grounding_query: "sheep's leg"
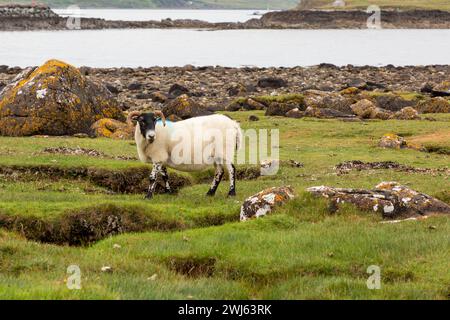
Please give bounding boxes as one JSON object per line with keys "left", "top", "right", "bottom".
{"left": 145, "top": 163, "right": 162, "bottom": 200}
{"left": 206, "top": 164, "right": 224, "bottom": 196}
{"left": 161, "top": 166, "right": 172, "bottom": 194}
{"left": 226, "top": 163, "right": 237, "bottom": 197}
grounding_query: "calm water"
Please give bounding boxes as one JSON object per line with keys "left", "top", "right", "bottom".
{"left": 1, "top": 29, "right": 449, "bottom": 68}
{"left": 53, "top": 9, "right": 271, "bottom": 23}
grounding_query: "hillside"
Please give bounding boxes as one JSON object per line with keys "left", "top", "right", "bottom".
{"left": 0, "top": 0, "right": 299, "bottom": 9}
{"left": 296, "top": 0, "right": 450, "bottom": 11}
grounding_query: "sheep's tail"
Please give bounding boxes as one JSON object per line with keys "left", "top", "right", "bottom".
{"left": 235, "top": 122, "right": 243, "bottom": 152}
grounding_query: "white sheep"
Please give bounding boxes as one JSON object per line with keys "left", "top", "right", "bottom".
{"left": 128, "top": 111, "right": 242, "bottom": 199}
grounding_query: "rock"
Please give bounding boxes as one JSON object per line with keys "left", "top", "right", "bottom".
{"left": 351, "top": 99, "right": 391, "bottom": 120}
{"left": 168, "top": 83, "right": 189, "bottom": 98}
{"left": 135, "top": 93, "right": 152, "bottom": 100}
{"left": 307, "top": 182, "right": 450, "bottom": 219}
{"left": 378, "top": 133, "right": 407, "bottom": 149}
{"left": 150, "top": 91, "right": 168, "bottom": 103}
{"left": 285, "top": 108, "right": 305, "bottom": 118}
{"left": 101, "top": 266, "right": 113, "bottom": 273}
{"left": 370, "top": 93, "right": 415, "bottom": 112}
{"left": 162, "top": 94, "right": 211, "bottom": 119}
{"left": 416, "top": 97, "right": 450, "bottom": 113}
{"left": 257, "top": 77, "right": 287, "bottom": 89}
{"left": 305, "top": 106, "right": 353, "bottom": 119}
{"left": 431, "top": 81, "right": 450, "bottom": 97}
{"left": 127, "top": 82, "right": 143, "bottom": 91}
{"left": 346, "top": 78, "right": 367, "bottom": 89}
{"left": 91, "top": 118, "right": 133, "bottom": 140}
{"left": 227, "top": 83, "right": 247, "bottom": 97}
{"left": 265, "top": 102, "right": 297, "bottom": 116}
{"left": 105, "top": 83, "right": 120, "bottom": 94}
{"left": 248, "top": 115, "right": 260, "bottom": 121}
{"left": 240, "top": 186, "right": 295, "bottom": 221}
{"left": 246, "top": 98, "right": 266, "bottom": 110}
{"left": 303, "top": 90, "right": 354, "bottom": 114}
{"left": 73, "top": 133, "right": 90, "bottom": 139}
{"left": 0, "top": 60, "right": 124, "bottom": 136}
{"left": 378, "top": 133, "right": 424, "bottom": 151}
{"left": 391, "top": 107, "right": 420, "bottom": 120}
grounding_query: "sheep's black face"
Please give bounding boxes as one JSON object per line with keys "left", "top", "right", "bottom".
{"left": 137, "top": 113, "right": 158, "bottom": 143}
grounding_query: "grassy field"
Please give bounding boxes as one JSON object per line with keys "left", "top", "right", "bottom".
{"left": 300, "top": 0, "right": 450, "bottom": 11}
{"left": 0, "top": 111, "right": 449, "bottom": 299}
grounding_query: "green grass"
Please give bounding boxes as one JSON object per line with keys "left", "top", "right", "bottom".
{"left": 0, "top": 112, "right": 449, "bottom": 299}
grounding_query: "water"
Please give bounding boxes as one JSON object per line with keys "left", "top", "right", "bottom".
{"left": 53, "top": 9, "right": 271, "bottom": 23}
{"left": 1, "top": 29, "right": 449, "bottom": 68}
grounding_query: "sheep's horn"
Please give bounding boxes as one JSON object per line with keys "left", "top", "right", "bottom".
{"left": 154, "top": 110, "right": 166, "bottom": 127}
{"left": 127, "top": 111, "right": 142, "bottom": 127}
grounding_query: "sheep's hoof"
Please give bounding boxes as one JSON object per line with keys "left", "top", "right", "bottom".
{"left": 227, "top": 190, "right": 236, "bottom": 197}
{"left": 144, "top": 194, "right": 153, "bottom": 200}
{"left": 206, "top": 190, "right": 216, "bottom": 197}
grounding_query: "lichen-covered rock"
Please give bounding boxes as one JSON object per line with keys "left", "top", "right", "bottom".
{"left": 240, "top": 186, "right": 295, "bottom": 221}
{"left": 307, "top": 182, "right": 450, "bottom": 219}
{"left": 303, "top": 90, "right": 354, "bottom": 114}
{"left": 391, "top": 107, "right": 420, "bottom": 120}
{"left": 162, "top": 94, "right": 211, "bottom": 119}
{"left": 379, "top": 133, "right": 406, "bottom": 149}
{"left": 304, "top": 106, "right": 353, "bottom": 119}
{"left": 378, "top": 133, "right": 424, "bottom": 151}
{"left": 367, "top": 92, "right": 416, "bottom": 112}
{"left": 91, "top": 118, "right": 133, "bottom": 140}
{"left": 0, "top": 59, "right": 124, "bottom": 136}
{"left": 265, "top": 101, "right": 297, "bottom": 116}
{"left": 432, "top": 81, "right": 450, "bottom": 97}
{"left": 351, "top": 99, "right": 392, "bottom": 120}
{"left": 416, "top": 97, "right": 450, "bottom": 113}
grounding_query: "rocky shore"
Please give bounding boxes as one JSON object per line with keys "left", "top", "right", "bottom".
{"left": 1, "top": 62, "right": 449, "bottom": 138}
{"left": 1, "top": 4, "right": 450, "bottom": 31}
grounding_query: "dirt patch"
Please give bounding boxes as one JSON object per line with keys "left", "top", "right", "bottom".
{"left": 335, "top": 161, "right": 449, "bottom": 176}
{"left": 41, "top": 146, "right": 137, "bottom": 161}
{"left": 0, "top": 165, "right": 192, "bottom": 194}
{"left": 165, "top": 256, "right": 216, "bottom": 278}
{"left": 0, "top": 204, "right": 186, "bottom": 246}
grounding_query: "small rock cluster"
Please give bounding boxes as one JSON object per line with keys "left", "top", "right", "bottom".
{"left": 307, "top": 182, "right": 450, "bottom": 219}
{"left": 0, "top": 4, "right": 59, "bottom": 19}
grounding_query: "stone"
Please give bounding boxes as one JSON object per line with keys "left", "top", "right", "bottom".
{"left": 162, "top": 94, "right": 211, "bottom": 119}
{"left": 431, "top": 81, "right": 450, "bottom": 97}
{"left": 351, "top": 99, "right": 391, "bottom": 120}
{"left": 127, "top": 82, "right": 143, "bottom": 91}
{"left": 416, "top": 97, "right": 450, "bottom": 113}
{"left": 307, "top": 182, "right": 450, "bottom": 219}
{"left": 246, "top": 98, "right": 266, "bottom": 110}
{"left": 227, "top": 83, "right": 247, "bottom": 97}
{"left": 240, "top": 186, "right": 295, "bottom": 221}
{"left": 303, "top": 90, "right": 354, "bottom": 114}
{"left": 168, "top": 83, "right": 189, "bottom": 98}
{"left": 257, "top": 77, "right": 287, "bottom": 89}
{"left": 305, "top": 106, "right": 353, "bottom": 119}
{"left": 391, "top": 107, "right": 420, "bottom": 120}
{"left": 265, "top": 102, "right": 297, "bottom": 116}
{"left": 150, "top": 91, "right": 168, "bottom": 103}
{"left": 0, "top": 60, "right": 124, "bottom": 136}
{"left": 285, "top": 108, "right": 305, "bottom": 118}
{"left": 91, "top": 118, "right": 133, "bottom": 140}
{"left": 378, "top": 133, "right": 407, "bottom": 149}
{"left": 370, "top": 93, "right": 415, "bottom": 112}
{"left": 105, "top": 83, "right": 120, "bottom": 94}
{"left": 248, "top": 115, "right": 260, "bottom": 121}
{"left": 135, "top": 93, "right": 152, "bottom": 100}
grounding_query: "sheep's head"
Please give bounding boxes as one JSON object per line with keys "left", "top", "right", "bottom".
{"left": 127, "top": 111, "right": 166, "bottom": 143}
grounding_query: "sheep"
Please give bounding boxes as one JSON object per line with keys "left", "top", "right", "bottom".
{"left": 127, "top": 111, "right": 242, "bottom": 200}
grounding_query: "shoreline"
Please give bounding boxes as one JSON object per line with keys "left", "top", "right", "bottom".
{"left": 1, "top": 5, "right": 450, "bottom": 31}
{"left": 2, "top": 64, "right": 448, "bottom": 113}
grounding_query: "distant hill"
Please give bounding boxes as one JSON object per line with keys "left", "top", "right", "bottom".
{"left": 296, "top": 0, "right": 450, "bottom": 11}
{"left": 0, "top": 0, "right": 299, "bottom": 9}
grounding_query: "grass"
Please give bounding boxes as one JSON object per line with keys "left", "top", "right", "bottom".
{"left": 299, "top": 0, "right": 450, "bottom": 11}
{"left": 0, "top": 111, "right": 449, "bottom": 299}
